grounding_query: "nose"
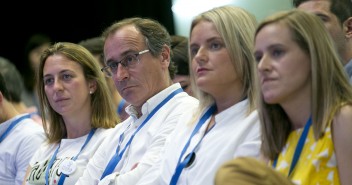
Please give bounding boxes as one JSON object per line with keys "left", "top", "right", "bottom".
{"left": 257, "top": 54, "right": 272, "bottom": 73}
{"left": 113, "top": 64, "right": 129, "bottom": 82}
{"left": 52, "top": 78, "right": 64, "bottom": 93}
{"left": 194, "top": 47, "right": 208, "bottom": 65}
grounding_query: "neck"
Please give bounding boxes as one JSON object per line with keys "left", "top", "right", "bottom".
{"left": 342, "top": 42, "right": 352, "bottom": 66}
{"left": 12, "top": 102, "right": 28, "bottom": 114}
{"left": 206, "top": 114, "right": 216, "bottom": 132}
{"left": 62, "top": 116, "right": 92, "bottom": 139}
{"left": 342, "top": 54, "right": 352, "bottom": 66}
{"left": 3, "top": 101, "right": 21, "bottom": 121}
{"left": 281, "top": 95, "right": 311, "bottom": 130}
{"left": 213, "top": 89, "right": 244, "bottom": 114}
{"left": 134, "top": 81, "right": 173, "bottom": 118}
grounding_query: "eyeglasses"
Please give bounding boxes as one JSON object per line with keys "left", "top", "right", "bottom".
{"left": 101, "top": 49, "right": 149, "bottom": 77}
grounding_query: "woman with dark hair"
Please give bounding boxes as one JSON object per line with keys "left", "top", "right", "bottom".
{"left": 21, "top": 33, "right": 52, "bottom": 113}
{"left": 171, "top": 35, "right": 193, "bottom": 96}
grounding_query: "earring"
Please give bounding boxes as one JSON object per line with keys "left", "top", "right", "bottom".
{"left": 90, "top": 91, "right": 93, "bottom": 94}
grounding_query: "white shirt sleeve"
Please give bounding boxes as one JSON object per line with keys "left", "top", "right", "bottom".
{"left": 135, "top": 132, "right": 175, "bottom": 185}
{"left": 16, "top": 131, "right": 45, "bottom": 185}
{"left": 233, "top": 119, "right": 261, "bottom": 158}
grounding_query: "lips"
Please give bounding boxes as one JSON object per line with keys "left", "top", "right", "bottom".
{"left": 261, "top": 76, "right": 276, "bottom": 84}
{"left": 197, "top": 67, "right": 207, "bottom": 72}
{"left": 260, "top": 78, "right": 278, "bottom": 92}
{"left": 196, "top": 67, "right": 209, "bottom": 76}
{"left": 54, "top": 98, "right": 69, "bottom": 103}
{"left": 121, "top": 86, "right": 133, "bottom": 92}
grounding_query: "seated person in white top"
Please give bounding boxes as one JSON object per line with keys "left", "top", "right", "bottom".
{"left": 0, "top": 73, "right": 45, "bottom": 185}
{"left": 136, "top": 6, "right": 261, "bottom": 185}
{"left": 76, "top": 17, "right": 199, "bottom": 185}
{"left": 23, "top": 42, "right": 119, "bottom": 185}
{"left": 0, "top": 56, "right": 42, "bottom": 125}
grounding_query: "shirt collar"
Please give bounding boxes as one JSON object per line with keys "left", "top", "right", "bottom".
{"left": 125, "top": 83, "right": 183, "bottom": 120}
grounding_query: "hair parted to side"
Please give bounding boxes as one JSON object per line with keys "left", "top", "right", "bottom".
{"left": 102, "top": 17, "right": 176, "bottom": 79}
{"left": 37, "top": 42, "right": 119, "bottom": 143}
{"left": 189, "top": 5, "right": 258, "bottom": 116}
{"left": 256, "top": 9, "right": 352, "bottom": 160}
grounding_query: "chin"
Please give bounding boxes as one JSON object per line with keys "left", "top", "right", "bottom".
{"left": 123, "top": 94, "right": 139, "bottom": 106}
{"left": 196, "top": 80, "right": 208, "bottom": 89}
{"left": 262, "top": 94, "right": 279, "bottom": 104}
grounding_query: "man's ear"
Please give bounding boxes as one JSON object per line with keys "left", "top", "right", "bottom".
{"left": 160, "top": 44, "right": 171, "bottom": 68}
{"left": 344, "top": 17, "right": 352, "bottom": 38}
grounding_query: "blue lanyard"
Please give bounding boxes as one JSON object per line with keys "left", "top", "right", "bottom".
{"left": 100, "top": 88, "right": 183, "bottom": 180}
{"left": 117, "top": 99, "right": 126, "bottom": 115}
{"left": 272, "top": 116, "right": 312, "bottom": 177}
{"left": 0, "top": 114, "right": 31, "bottom": 143}
{"left": 169, "top": 105, "right": 216, "bottom": 185}
{"left": 45, "top": 128, "right": 96, "bottom": 185}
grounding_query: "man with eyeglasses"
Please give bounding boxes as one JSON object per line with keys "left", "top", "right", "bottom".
{"left": 76, "top": 17, "right": 199, "bottom": 185}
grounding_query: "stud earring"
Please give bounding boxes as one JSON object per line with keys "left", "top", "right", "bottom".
{"left": 90, "top": 91, "right": 93, "bottom": 94}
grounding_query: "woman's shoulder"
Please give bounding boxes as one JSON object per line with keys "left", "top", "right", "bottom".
{"left": 330, "top": 103, "right": 352, "bottom": 141}
{"left": 333, "top": 103, "right": 352, "bottom": 126}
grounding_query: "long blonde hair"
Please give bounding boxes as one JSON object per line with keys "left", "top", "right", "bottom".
{"left": 256, "top": 10, "right": 352, "bottom": 160}
{"left": 189, "top": 5, "right": 258, "bottom": 118}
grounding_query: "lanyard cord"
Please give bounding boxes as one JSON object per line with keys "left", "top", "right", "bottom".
{"left": 272, "top": 116, "right": 312, "bottom": 177}
{"left": 0, "top": 114, "right": 31, "bottom": 143}
{"left": 45, "top": 128, "right": 96, "bottom": 185}
{"left": 169, "top": 105, "right": 216, "bottom": 185}
{"left": 100, "top": 88, "right": 183, "bottom": 180}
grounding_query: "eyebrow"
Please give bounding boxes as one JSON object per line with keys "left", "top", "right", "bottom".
{"left": 43, "top": 69, "right": 74, "bottom": 78}
{"left": 315, "top": 13, "right": 330, "bottom": 20}
{"left": 190, "top": 36, "right": 222, "bottom": 47}
{"left": 267, "top": 43, "right": 285, "bottom": 49}
{"left": 254, "top": 43, "right": 285, "bottom": 54}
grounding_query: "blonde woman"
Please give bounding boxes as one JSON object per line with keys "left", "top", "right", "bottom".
{"left": 137, "top": 5, "right": 261, "bottom": 185}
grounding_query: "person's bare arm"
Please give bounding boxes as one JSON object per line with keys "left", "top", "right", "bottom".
{"left": 332, "top": 104, "right": 352, "bottom": 185}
